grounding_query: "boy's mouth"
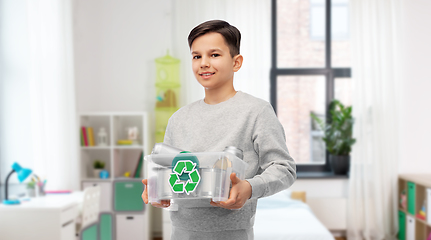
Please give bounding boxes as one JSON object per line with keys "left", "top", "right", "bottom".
{"left": 199, "top": 72, "right": 215, "bottom": 79}
{"left": 200, "top": 72, "right": 215, "bottom": 76}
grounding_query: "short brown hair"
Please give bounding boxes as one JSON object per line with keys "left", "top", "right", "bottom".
{"left": 188, "top": 20, "right": 241, "bottom": 57}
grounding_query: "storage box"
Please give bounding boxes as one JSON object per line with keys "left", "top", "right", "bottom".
{"left": 113, "top": 179, "right": 145, "bottom": 212}
{"left": 145, "top": 151, "right": 248, "bottom": 203}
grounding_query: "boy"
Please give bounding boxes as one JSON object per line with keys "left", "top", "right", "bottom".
{"left": 142, "top": 20, "right": 296, "bottom": 240}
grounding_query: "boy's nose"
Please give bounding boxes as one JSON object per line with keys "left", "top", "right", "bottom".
{"left": 200, "top": 57, "right": 210, "bottom": 68}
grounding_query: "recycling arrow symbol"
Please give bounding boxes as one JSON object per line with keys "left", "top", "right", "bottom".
{"left": 169, "top": 160, "right": 201, "bottom": 195}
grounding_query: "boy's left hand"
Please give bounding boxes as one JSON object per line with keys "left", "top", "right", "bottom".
{"left": 210, "top": 172, "right": 252, "bottom": 210}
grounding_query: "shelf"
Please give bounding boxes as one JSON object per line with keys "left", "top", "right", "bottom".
{"left": 416, "top": 215, "right": 429, "bottom": 226}
{"left": 398, "top": 175, "right": 431, "bottom": 240}
{"left": 399, "top": 209, "right": 430, "bottom": 227}
{"left": 81, "top": 146, "right": 145, "bottom": 150}
{"left": 296, "top": 171, "right": 349, "bottom": 179}
{"left": 79, "top": 111, "right": 149, "bottom": 182}
{"left": 399, "top": 174, "right": 431, "bottom": 188}
{"left": 81, "top": 178, "right": 112, "bottom": 182}
{"left": 113, "top": 145, "right": 144, "bottom": 149}
{"left": 81, "top": 146, "right": 111, "bottom": 150}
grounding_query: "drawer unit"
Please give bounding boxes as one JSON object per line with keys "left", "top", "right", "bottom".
{"left": 61, "top": 220, "right": 76, "bottom": 240}
{"left": 0, "top": 193, "right": 81, "bottom": 240}
{"left": 116, "top": 214, "right": 145, "bottom": 240}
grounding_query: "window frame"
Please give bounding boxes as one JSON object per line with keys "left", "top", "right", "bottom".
{"left": 270, "top": 0, "right": 351, "bottom": 173}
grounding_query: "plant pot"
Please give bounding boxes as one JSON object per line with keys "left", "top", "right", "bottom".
{"left": 93, "top": 169, "right": 103, "bottom": 178}
{"left": 329, "top": 155, "right": 350, "bottom": 175}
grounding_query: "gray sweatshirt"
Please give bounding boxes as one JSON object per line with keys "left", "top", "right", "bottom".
{"left": 164, "top": 91, "right": 296, "bottom": 235}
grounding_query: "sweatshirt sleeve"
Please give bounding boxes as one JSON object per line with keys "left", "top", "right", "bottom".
{"left": 246, "top": 103, "right": 297, "bottom": 199}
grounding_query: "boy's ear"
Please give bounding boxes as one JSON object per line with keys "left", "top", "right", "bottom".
{"left": 233, "top": 54, "right": 243, "bottom": 72}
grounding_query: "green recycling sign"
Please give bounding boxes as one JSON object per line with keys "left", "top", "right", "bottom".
{"left": 169, "top": 160, "right": 201, "bottom": 194}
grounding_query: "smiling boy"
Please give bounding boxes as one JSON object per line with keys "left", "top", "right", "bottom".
{"left": 142, "top": 20, "right": 296, "bottom": 240}
{"left": 191, "top": 31, "right": 242, "bottom": 105}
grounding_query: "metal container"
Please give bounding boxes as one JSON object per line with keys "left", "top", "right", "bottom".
{"left": 224, "top": 146, "right": 243, "bottom": 160}
{"left": 222, "top": 146, "right": 244, "bottom": 182}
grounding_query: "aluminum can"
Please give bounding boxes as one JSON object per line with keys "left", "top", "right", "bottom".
{"left": 152, "top": 143, "right": 183, "bottom": 155}
{"left": 223, "top": 146, "right": 243, "bottom": 160}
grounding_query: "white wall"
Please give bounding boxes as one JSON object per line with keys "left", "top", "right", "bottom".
{"left": 74, "top": 0, "right": 172, "bottom": 113}
{"left": 398, "top": 0, "right": 431, "bottom": 174}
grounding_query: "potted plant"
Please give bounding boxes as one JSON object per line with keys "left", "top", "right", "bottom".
{"left": 310, "top": 99, "right": 356, "bottom": 175}
{"left": 93, "top": 160, "right": 105, "bottom": 178}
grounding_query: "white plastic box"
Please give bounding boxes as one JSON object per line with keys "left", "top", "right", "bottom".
{"left": 145, "top": 151, "right": 248, "bottom": 203}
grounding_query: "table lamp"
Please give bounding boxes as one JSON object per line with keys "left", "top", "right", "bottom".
{"left": 3, "top": 162, "right": 32, "bottom": 205}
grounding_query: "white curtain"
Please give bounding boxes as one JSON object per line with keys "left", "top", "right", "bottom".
{"left": 348, "top": 0, "right": 403, "bottom": 239}
{"left": 0, "top": 0, "right": 33, "bottom": 189}
{"left": 171, "top": 0, "right": 271, "bottom": 106}
{"left": 26, "top": 0, "right": 78, "bottom": 190}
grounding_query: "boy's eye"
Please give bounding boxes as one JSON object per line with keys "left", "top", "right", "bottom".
{"left": 193, "top": 55, "right": 201, "bottom": 59}
{"left": 211, "top": 54, "right": 220, "bottom": 57}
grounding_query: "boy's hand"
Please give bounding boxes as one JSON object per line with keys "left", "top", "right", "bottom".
{"left": 141, "top": 179, "right": 171, "bottom": 208}
{"left": 210, "top": 172, "right": 252, "bottom": 210}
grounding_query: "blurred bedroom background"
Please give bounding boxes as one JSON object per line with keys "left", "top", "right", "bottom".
{"left": 1, "top": 0, "right": 430, "bottom": 240}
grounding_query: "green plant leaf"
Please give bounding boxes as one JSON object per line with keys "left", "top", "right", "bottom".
{"left": 310, "top": 99, "right": 356, "bottom": 156}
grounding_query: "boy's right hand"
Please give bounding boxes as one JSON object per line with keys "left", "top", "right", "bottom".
{"left": 141, "top": 179, "right": 171, "bottom": 208}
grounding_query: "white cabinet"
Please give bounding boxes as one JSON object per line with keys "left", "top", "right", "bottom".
{"left": 116, "top": 214, "right": 145, "bottom": 240}
{"left": 78, "top": 112, "right": 151, "bottom": 240}
{"left": 0, "top": 194, "right": 80, "bottom": 240}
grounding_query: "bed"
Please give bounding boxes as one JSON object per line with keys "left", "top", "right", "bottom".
{"left": 254, "top": 190, "right": 334, "bottom": 240}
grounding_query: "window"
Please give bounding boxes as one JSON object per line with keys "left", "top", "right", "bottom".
{"left": 270, "top": 0, "right": 351, "bottom": 173}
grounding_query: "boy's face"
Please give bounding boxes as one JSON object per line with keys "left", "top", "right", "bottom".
{"left": 191, "top": 32, "right": 242, "bottom": 91}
